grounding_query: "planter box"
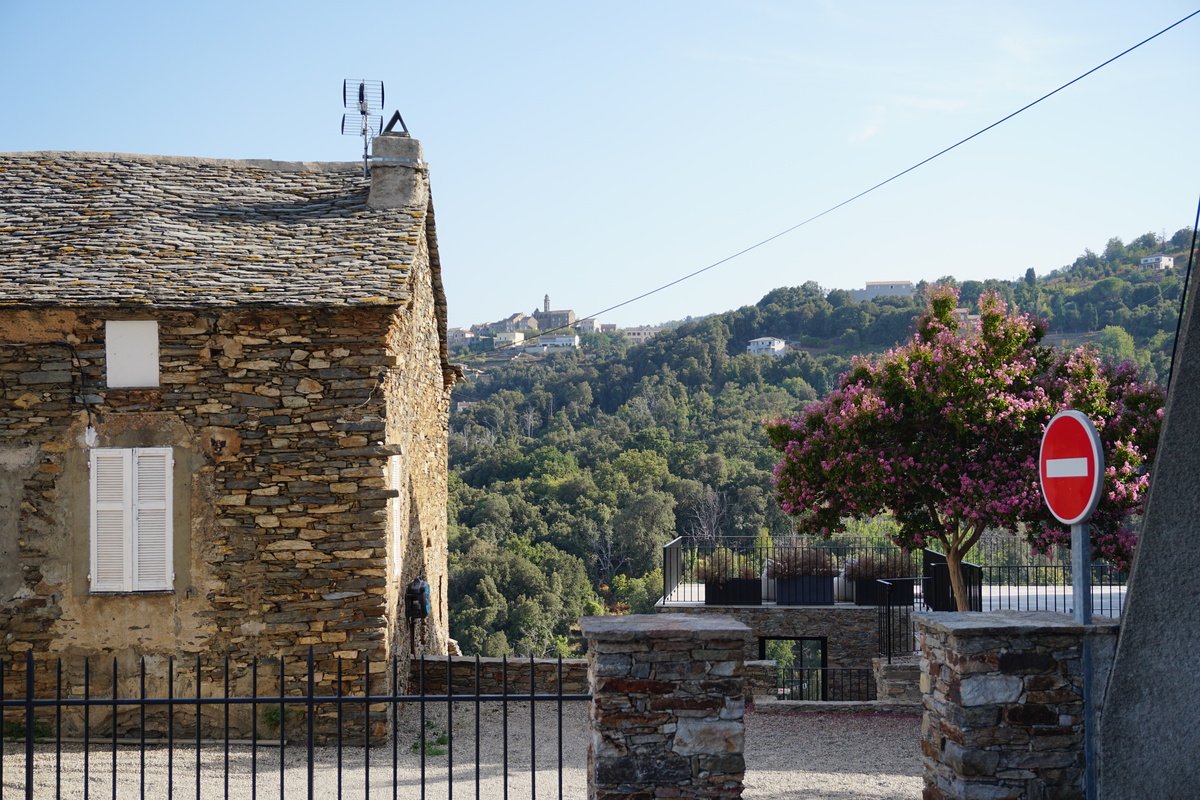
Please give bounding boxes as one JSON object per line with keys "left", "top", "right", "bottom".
{"left": 854, "top": 579, "right": 915, "bottom": 607}
{"left": 776, "top": 576, "right": 835, "bottom": 606}
{"left": 704, "top": 578, "right": 762, "bottom": 606}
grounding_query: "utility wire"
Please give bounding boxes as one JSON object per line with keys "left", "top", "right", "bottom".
{"left": 466, "top": 7, "right": 1200, "bottom": 358}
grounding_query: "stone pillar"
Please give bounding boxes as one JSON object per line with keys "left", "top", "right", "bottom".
{"left": 917, "top": 611, "right": 1117, "bottom": 800}
{"left": 580, "top": 614, "right": 749, "bottom": 799}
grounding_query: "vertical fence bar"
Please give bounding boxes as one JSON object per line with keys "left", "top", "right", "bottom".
{"left": 196, "top": 655, "right": 202, "bottom": 800}
{"left": 278, "top": 656, "right": 286, "bottom": 800}
{"left": 391, "top": 654, "right": 398, "bottom": 800}
{"left": 224, "top": 658, "right": 231, "bottom": 800}
{"left": 251, "top": 658, "right": 258, "bottom": 800}
{"left": 447, "top": 651, "right": 454, "bottom": 800}
{"left": 167, "top": 658, "right": 174, "bottom": 800}
{"left": 363, "top": 651, "right": 370, "bottom": 800}
{"left": 1, "top": 657, "right": 5, "bottom": 799}
{"left": 110, "top": 658, "right": 117, "bottom": 800}
{"left": 529, "top": 654, "right": 536, "bottom": 800}
{"left": 25, "top": 650, "right": 34, "bottom": 800}
{"left": 474, "top": 656, "right": 481, "bottom": 800}
{"left": 55, "top": 658, "right": 62, "bottom": 800}
{"left": 557, "top": 656, "right": 564, "bottom": 800}
{"left": 306, "top": 648, "right": 315, "bottom": 800}
{"left": 84, "top": 658, "right": 91, "bottom": 799}
{"left": 419, "top": 655, "right": 426, "bottom": 800}
{"left": 502, "top": 656, "right": 509, "bottom": 800}
{"left": 139, "top": 658, "right": 146, "bottom": 800}
{"left": 336, "top": 658, "right": 344, "bottom": 800}
{"left": 1, "top": 657, "right": 5, "bottom": 800}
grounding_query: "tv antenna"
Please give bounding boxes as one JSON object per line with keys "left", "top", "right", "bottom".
{"left": 342, "top": 79, "right": 384, "bottom": 177}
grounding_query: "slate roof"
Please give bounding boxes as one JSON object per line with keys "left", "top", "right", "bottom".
{"left": 0, "top": 152, "right": 429, "bottom": 308}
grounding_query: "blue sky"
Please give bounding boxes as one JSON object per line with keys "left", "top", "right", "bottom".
{"left": 2, "top": 1, "right": 1197, "bottom": 329}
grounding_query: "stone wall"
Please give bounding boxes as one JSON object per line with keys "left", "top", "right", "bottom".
{"left": 410, "top": 655, "right": 590, "bottom": 695}
{"left": 917, "top": 611, "right": 1117, "bottom": 800}
{"left": 582, "top": 614, "right": 748, "bottom": 799}
{"left": 0, "top": 301, "right": 450, "bottom": 719}
{"left": 657, "top": 603, "right": 879, "bottom": 668}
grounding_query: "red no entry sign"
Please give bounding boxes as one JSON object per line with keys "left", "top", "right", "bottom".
{"left": 1039, "top": 410, "right": 1104, "bottom": 525}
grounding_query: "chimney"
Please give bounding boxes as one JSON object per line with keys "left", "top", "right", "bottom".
{"left": 367, "top": 133, "right": 427, "bottom": 209}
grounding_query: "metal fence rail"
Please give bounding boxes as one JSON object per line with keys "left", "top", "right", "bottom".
{"left": 661, "top": 536, "right": 913, "bottom": 605}
{"left": 774, "top": 667, "right": 875, "bottom": 702}
{"left": 1, "top": 650, "right": 590, "bottom": 800}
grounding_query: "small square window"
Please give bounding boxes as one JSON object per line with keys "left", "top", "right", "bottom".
{"left": 105, "top": 320, "right": 160, "bottom": 388}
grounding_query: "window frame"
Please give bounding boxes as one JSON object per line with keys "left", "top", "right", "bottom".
{"left": 89, "top": 446, "right": 175, "bottom": 593}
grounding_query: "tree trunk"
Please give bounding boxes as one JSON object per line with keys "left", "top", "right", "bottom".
{"left": 944, "top": 546, "right": 972, "bottom": 612}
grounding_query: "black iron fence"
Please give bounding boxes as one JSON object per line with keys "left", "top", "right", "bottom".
{"left": 661, "top": 536, "right": 916, "bottom": 605}
{"left": 876, "top": 578, "right": 926, "bottom": 664}
{"left": 773, "top": 668, "right": 875, "bottom": 702}
{"left": 879, "top": 557, "right": 1130, "bottom": 661}
{"left": 1, "top": 650, "right": 590, "bottom": 800}
{"left": 979, "top": 564, "right": 1127, "bottom": 617}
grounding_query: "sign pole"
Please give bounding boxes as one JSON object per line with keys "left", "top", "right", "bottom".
{"left": 1041, "top": 411, "right": 1103, "bottom": 800}
{"left": 1072, "top": 521, "right": 1095, "bottom": 800}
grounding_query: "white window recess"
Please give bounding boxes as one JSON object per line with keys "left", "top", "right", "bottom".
{"left": 89, "top": 447, "right": 174, "bottom": 592}
{"left": 389, "top": 454, "right": 403, "bottom": 577}
{"left": 105, "top": 320, "right": 160, "bottom": 388}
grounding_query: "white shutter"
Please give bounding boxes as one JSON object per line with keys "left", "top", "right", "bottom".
{"left": 90, "top": 449, "right": 132, "bottom": 592}
{"left": 89, "top": 447, "right": 174, "bottom": 592}
{"left": 132, "top": 448, "right": 173, "bottom": 591}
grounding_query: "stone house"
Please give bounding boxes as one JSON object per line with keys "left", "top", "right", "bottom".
{"left": 0, "top": 133, "right": 458, "bottom": 720}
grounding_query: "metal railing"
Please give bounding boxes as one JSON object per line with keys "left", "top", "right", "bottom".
{"left": 876, "top": 578, "right": 926, "bottom": 664}
{"left": 979, "top": 564, "right": 1128, "bottom": 617}
{"left": 1, "top": 650, "right": 590, "bottom": 800}
{"left": 660, "top": 536, "right": 912, "bottom": 605}
{"left": 774, "top": 667, "right": 875, "bottom": 702}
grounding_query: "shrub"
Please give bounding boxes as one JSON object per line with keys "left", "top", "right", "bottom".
{"left": 844, "top": 551, "right": 917, "bottom": 581}
{"left": 766, "top": 546, "right": 836, "bottom": 579}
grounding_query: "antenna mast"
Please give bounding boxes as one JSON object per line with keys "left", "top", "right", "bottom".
{"left": 341, "top": 79, "right": 384, "bottom": 177}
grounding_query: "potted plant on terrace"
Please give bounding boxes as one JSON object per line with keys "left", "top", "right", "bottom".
{"left": 845, "top": 551, "right": 919, "bottom": 606}
{"left": 767, "top": 545, "right": 836, "bottom": 605}
{"left": 695, "top": 548, "right": 763, "bottom": 606}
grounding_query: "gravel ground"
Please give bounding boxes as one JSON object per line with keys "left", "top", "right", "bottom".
{"left": 4, "top": 704, "right": 923, "bottom": 798}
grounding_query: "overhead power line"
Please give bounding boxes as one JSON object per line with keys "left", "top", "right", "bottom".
{"left": 466, "top": 8, "right": 1200, "bottom": 358}
{"left": 572, "top": 9, "right": 1200, "bottom": 324}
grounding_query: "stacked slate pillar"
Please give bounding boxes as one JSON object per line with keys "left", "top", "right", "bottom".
{"left": 581, "top": 614, "right": 749, "bottom": 799}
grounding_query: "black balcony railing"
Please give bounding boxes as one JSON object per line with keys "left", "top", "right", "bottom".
{"left": 774, "top": 667, "right": 875, "bottom": 702}
{"left": 660, "top": 536, "right": 916, "bottom": 606}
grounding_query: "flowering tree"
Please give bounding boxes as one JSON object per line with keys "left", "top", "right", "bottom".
{"left": 766, "top": 287, "right": 1163, "bottom": 611}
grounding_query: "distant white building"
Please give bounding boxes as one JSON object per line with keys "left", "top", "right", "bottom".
{"left": 623, "top": 326, "right": 663, "bottom": 345}
{"left": 1141, "top": 255, "right": 1174, "bottom": 270}
{"left": 577, "top": 318, "right": 602, "bottom": 333}
{"left": 525, "top": 334, "right": 580, "bottom": 353}
{"left": 495, "top": 330, "right": 525, "bottom": 347}
{"left": 747, "top": 337, "right": 787, "bottom": 357}
{"left": 851, "top": 281, "right": 914, "bottom": 302}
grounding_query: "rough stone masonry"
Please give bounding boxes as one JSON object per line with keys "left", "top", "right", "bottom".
{"left": 0, "top": 136, "right": 456, "bottom": 736}
{"left": 582, "top": 614, "right": 750, "bottom": 799}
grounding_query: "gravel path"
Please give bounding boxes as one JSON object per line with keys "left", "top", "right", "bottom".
{"left": 744, "top": 711, "right": 923, "bottom": 799}
{"left": 4, "top": 705, "right": 923, "bottom": 798}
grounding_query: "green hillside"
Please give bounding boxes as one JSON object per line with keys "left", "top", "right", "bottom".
{"left": 444, "top": 228, "right": 1193, "bottom": 657}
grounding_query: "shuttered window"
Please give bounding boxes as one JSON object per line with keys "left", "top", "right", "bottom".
{"left": 89, "top": 447, "right": 174, "bottom": 592}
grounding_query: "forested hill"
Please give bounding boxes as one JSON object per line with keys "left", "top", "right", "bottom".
{"left": 444, "top": 229, "right": 1192, "bottom": 657}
